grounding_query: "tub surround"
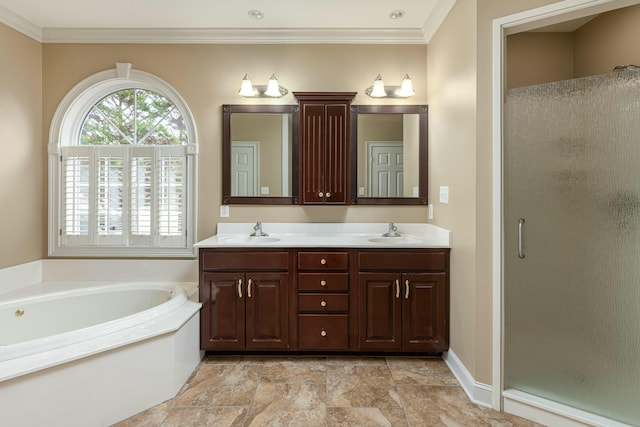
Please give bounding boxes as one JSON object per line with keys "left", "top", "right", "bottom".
{"left": 0, "top": 261, "right": 202, "bottom": 427}
{"left": 195, "top": 222, "right": 452, "bottom": 248}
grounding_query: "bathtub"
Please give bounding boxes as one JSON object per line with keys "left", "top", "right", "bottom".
{"left": 0, "top": 281, "right": 202, "bottom": 427}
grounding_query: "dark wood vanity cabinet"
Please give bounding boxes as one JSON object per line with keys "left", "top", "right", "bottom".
{"left": 357, "top": 250, "right": 450, "bottom": 352}
{"left": 199, "top": 250, "right": 290, "bottom": 350}
{"left": 199, "top": 247, "right": 449, "bottom": 354}
{"left": 294, "top": 92, "right": 356, "bottom": 205}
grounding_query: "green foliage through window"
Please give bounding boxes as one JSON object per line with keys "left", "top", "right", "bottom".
{"left": 80, "top": 89, "right": 187, "bottom": 146}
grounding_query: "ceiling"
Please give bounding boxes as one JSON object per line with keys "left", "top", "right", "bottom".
{"left": 0, "top": 0, "right": 458, "bottom": 44}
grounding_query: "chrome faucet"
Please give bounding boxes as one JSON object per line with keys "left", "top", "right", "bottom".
{"left": 250, "top": 221, "right": 269, "bottom": 237}
{"left": 382, "top": 222, "right": 400, "bottom": 237}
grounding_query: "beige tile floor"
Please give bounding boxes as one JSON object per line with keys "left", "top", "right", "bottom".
{"left": 113, "top": 355, "right": 544, "bottom": 427}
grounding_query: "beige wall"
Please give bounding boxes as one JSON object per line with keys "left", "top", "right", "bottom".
{"left": 42, "top": 44, "right": 429, "bottom": 245}
{"left": 427, "top": 0, "right": 479, "bottom": 381}
{"left": 506, "top": 32, "right": 574, "bottom": 88}
{"left": 0, "top": 23, "right": 42, "bottom": 269}
{"left": 574, "top": 4, "right": 640, "bottom": 77}
{"left": 506, "top": 4, "right": 640, "bottom": 89}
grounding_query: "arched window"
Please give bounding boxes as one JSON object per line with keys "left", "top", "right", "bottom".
{"left": 49, "top": 64, "right": 198, "bottom": 257}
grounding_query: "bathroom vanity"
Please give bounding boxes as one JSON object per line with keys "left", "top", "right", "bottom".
{"left": 196, "top": 223, "right": 451, "bottom": 354}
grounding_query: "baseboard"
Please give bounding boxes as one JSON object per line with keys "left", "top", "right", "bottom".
{"left": 443, "top": 348, "right": 493, "bottom": 409}
{"left": 503, "top": 389, "right": 634, "bottom": 427}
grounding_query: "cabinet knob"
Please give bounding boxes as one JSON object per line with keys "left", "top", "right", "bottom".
{"left": 320, "top": 258, "right": 327, "bottom": 265}
{"left": 319, "top": 192, "right": 324, "bottom": 197}
{"left": 320, "top": 280, "right": 327, "bottom": 287}
{"left": 321, "top": 300, "right": 327, "bottom": 307}
{"left": 326, "top": 192, "right": 331, "bottom": 198}
{"left": 321, "top": 330, "right": 327, "bottom": 337}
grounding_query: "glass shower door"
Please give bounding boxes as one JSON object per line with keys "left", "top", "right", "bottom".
{"left": 504, "top": 70, "right": 640, "bottom": 426}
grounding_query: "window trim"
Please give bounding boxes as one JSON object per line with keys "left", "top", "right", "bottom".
{"left": 48, "top": 63, "right": 198, "bottom": 257}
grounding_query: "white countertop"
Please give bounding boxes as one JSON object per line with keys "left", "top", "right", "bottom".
{"left": 194, "top": 223, "right": 451, "bottom": 249}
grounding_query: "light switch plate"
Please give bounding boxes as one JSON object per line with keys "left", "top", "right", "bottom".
{"left": 428, "top": 204, "right": 434, "bottom": 220}
{"left": 220, "top": 205, "right": 229, "bottom": 217}
{"left": 439, "top": 186, "right": 449, "bottom": 204}
{"left": 260, "top": 187, "right": 270, "bottom": 195}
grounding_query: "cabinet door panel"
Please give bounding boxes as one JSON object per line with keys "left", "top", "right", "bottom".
{"left": 324, "top": 103, "right": 349, "bottom": 204}
{"left": 245, "top": 272, "right": 289, "bottom": 349}
{"left": 402, "top": 273, "right": 448, "bottom": 351}
{"left": 358, "top": 273, "right": 401, "bottom": 350}
{"left": 200, "top": 272, "right": 245, "bottom": 350}
{"left": 300, "top": 103, "right": 325, "bottom": 204}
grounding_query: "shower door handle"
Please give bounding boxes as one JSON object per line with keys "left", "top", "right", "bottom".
{"left": 518, "top": 218, "right": 525, "bottom": 259}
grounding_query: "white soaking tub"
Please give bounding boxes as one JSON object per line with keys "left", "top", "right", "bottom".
{"left": 0, "top": 281, "right": 202, "bottom": 427}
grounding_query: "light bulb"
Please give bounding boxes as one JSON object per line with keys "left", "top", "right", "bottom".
{"left": 398, "top": 74, "right": 415, "bottom": 97}
{"left": 370, "top": 74, "right": 387, "bottom": 97}
{"left": 264, "top": 74, "right": 282, "bottom": 97}
{"left": 238, "top": 74, "right": 255, "bottom": 97}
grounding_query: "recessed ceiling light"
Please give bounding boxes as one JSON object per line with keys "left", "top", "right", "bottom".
{"left": 248, "top": 10, "right": 264, "bottom": 20}
{"left": 389, "top": 10, "right": 405, "bottom": 20}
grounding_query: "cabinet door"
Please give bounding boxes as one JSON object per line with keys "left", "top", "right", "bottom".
{"left": 200, "top": 272, "right": 245, "bottom": 350}
{"left": 402, "top": 273, "right": 448, "bottom": 351}
{"left": 358, "top": 272, "right": 401, "bottom": 350}
{"left": 324, "top": 103, "right": 349, "bottom": 204}
{"left": 245, "top": 272, "right": 289, "bottom": 349}
{"left": 300, "top": 103, "right": 326, "bottom": 204}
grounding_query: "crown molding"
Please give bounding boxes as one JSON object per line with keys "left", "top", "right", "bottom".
{"left": 422, "top": 0, "right": 458, "bottom": 43}
{"left": 0, "top": 4, "right": 42, "bottom": 41}
{"left": 41, "top": 27, "right": 427, "bottom": 44}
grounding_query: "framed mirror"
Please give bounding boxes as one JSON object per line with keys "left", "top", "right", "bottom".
{"left": 222, "top": 104, "right": 299, "bottom": 204}
{"left": 350, "top": 105, "right": 428, "bottom": 205}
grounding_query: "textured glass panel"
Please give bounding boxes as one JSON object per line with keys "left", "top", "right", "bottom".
{"left": 504, "top": 69, "right": 640, "bottom": 425}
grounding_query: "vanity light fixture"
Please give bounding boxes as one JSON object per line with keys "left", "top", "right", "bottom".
{"left": 365, "top": 74, "right": 415, "bottom": 98}
{"left": 238, "top": 73, "right": 289, "bottom": 98}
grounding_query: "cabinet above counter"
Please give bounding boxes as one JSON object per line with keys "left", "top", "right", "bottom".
{"left": 194, "top": 222, "right": 451, "bottom": 249}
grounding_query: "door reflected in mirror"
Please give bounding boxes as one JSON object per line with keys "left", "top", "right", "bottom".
{"left": 350, "top": 105, "right": 428, "bottom": 205}
{"left": 222, "top": 105, "right": 299, "bottom": 205}
{"left": 356, "top": 113, "right": 420, "bottom": 198}
{"left": 231, "top": 113, "right": 292, "bottom": 197}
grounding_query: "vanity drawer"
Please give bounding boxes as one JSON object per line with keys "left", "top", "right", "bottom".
{"left": 358, "top": 251, "right": 448, "bottom": 272}
{"left": 298, "top": 273, "right": 349, "bottom": 292}
{"left": 298, "top": 293, "right": 348, "bottom": 313}
{"left": 201, "top": 250, "right": 289, "bottom": 271}
{"left": 298, "top": 314, "right": 348, "bottom": 350}
{"left": 298, "top": 252, "right": 349, "bottom": 270}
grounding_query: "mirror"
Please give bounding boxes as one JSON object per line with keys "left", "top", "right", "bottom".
{"left": 350, "top": 105, "right": 428, "bottom": 205}
{"left": 222, "top": 105, "right": 299, "bottom": 204}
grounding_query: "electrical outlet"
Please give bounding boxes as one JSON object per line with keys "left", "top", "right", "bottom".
{"left": 428, "top": 204, "right": 433, "bottom": 220}
{"left": 220, "top": 205, "right": 229, "bottom": 217}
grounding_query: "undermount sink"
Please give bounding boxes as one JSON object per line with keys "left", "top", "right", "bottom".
{"left": 220, "top": 236, "right": 281, "bottom": 244}
{"left": 368, "top": 236, "right": 423, "bottom": 244}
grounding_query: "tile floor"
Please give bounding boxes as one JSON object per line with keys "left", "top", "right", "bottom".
{"left": 113, "top": 355, "right": 544, "bottom": 427}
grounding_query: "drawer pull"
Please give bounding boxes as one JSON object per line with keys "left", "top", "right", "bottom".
{"left": 405, "top": 280, "right": 410, "bottom": 299}
{"left": 247, "top": 278, "right": 252, "bottom": 298}
{"left": 326, "top": 192, "right": 331, "bottom": 198}
{"left": 320, "top": 280, "right": 327, "bottom": 287}
{"left": 321, "top": 300, "right": 327, "bottom": 307}
{"left": 319, "top": 192, "right": 324, "bottom": 197}
{"left": 320, "top": 258, "right": 327, "bottom": 265}
{"left": 321, "top": 329, "right": 327, "bottom": 337}
{"left": 395, "top": 279, "right": 400, "bottom": 299}
{"left": 237, "top": 278, "right": 243, "bottom": 298}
